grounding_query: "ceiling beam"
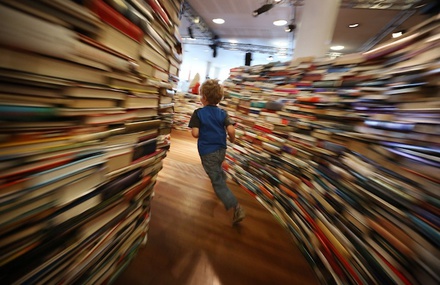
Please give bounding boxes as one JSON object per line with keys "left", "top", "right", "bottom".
{"left": 182, "top": 38, "right": 293, "bottom": 55}
{"left": 183, "top": 0, "right": 423, "bottom": 40}
{"left": 358, "top": 8, "right": 416, "bottom": 52}
{"left": 284, "top": 0, "right": 422, "bottom": 10}
{"left": 182, "top": 1, "right": 216, "bottom": 39}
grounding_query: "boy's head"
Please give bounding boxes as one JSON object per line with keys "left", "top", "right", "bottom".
{"left": 200, "top": 79, "right": 223, "bottom": 105}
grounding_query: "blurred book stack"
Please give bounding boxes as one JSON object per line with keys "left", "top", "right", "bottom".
{"left": 173, "top": 92, "right": 202, "bottom": 130}
{"left": 157, "top": 86, "right": 175, "bottom": 149}
{"left": 222, "top": 14, "right": 440, "bottom": 285}
{"left": 0, "top": 0, "right": 182, "bottom": 283}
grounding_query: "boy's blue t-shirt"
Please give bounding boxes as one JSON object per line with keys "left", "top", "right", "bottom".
{"left": 188, "top": 105, "right": 234, "bottom": 156}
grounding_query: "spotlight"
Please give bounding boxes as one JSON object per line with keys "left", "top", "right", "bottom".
{"left": 209, "top": 40, "right": 218, "bottom": 58}
{"left": 188, "top": 26, "right": 194, "bottom": 39}
{"left": 253, "top": 3, "right": 274, "bottom": 17}
{"left": 285, "top": 23, "right": 296, "bottom": 32}
{"left": 209, "top": 36, "right": 219, "bottom": 58}
{"left": 209, "top": 44, "right": 218, "bottom": 58}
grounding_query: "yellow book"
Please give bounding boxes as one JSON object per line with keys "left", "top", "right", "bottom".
{"left": 0, "top": 136, "right": 74, "bottom": 156}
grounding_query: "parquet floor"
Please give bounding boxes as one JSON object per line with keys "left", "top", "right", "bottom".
{"left": 113, "top": 129, "right": 319, "bottom": 285}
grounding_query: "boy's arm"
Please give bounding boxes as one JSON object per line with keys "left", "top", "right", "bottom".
{"left": 224, "top": 112, "right": 236, "bottom": 144}
{"left": 226, "top": 124, "right": 235, "bottom": 143}
{"left": 188, "top": 109, "right": 200, "bottom": 138}
{"left": 225, "top": 113, "right": 235, "bottom": 143}
{"left": 191, "top": 127, "right": 199, "bottom": 138}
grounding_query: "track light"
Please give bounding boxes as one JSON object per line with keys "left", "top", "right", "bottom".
{"left": 253, "top": 3, "right": 274, "bottom": 17}
{"left": 285, "top": 23, "right": 296, "bottom": 33}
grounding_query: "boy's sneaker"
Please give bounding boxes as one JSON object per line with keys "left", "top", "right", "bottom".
{"left": 232, "top": 205, "right": 245, "bottom": 225}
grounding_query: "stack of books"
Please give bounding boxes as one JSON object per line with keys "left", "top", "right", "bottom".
{"left": 0, "top": 0, "right": 182, "bottom": 283}
{"left": 157, "top": 86, "right": 176, "bottom": 149}
{"left": 173, "top": 92, "right": 202, "bottom": 130}
{"left": 223, "top": 14, "right": 439, "bottom": 285}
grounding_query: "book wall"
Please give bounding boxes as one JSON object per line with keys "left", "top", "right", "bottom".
{"left": 222, "top": 14, "right": 440, "bottom": 285}
{"left": 157, "top": 87, "right": 176, "bottom": 150}
{"left": 173, "top": 92, "right": 202, "bottom": 130}
{"left": 0, "top": 0, "right": 182, "bottom": 283}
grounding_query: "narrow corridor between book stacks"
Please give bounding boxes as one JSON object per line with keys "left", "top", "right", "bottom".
{"left": 113, "top": 130, "right": 319, "bottom": 285}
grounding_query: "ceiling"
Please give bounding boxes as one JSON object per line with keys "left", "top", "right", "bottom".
{"left": 177, "top": 0, "right": 435, "bottom": 79}
{"left": 180, "top": 0, "right": 434, "bottom": 53}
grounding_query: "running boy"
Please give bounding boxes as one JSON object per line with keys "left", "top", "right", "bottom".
{"left": 188, "top": 79, "right": 245, "bottom": 225}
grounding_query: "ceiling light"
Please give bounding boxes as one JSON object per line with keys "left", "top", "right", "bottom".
{"left": 392, "top": 30, "right": 404, "bottom": 38}
{"left": 330, "top": 45, "right": 344, "bottom": 51}
{"left": 273, "top": 20, "right": 287, "bottom": 26}
{"left": 193, "top": 16, "right": 200, "bottom": 24}
{"left": 348, "top": 23, "right": 359, "bottom": 28}
{"left": 277, "top": 48, "right": 288, "bottom": 57}
{"left": 392, "top": 32, "right": 403, "bottom": 38}
{"left": 212, "top": 18, "right": 225, "bottom": 24}
{"left": 274, "top": 41, "right": 288, "bottom": 47}
{"left": 253, "top": 3, "right": 274, "bottom": 17}
{"left": 274, "top": 0, "right": 282, "bottom": 2}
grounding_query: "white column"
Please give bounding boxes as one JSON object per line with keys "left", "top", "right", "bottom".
{"left": 213, "top": 66, "right": 220, "bottom": 79}
{"left": 293, "top": 0, "right": 341, "bottom": 59}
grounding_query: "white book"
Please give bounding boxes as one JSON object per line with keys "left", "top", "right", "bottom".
{"left": 54, "top": 167, "right": 106, "bottom": 206}
{"left": 0, "top": 47, "right": 108, "bottom": 85}
{"left": 28, "top": 153, "right": 106, "bottom": 188}
{"left": 0, "top": 4, "right": 77, "bottom": 59}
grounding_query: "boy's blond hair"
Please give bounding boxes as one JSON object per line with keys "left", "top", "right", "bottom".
{"left": 200, "top": 79, "right": 223, "bottom": 105}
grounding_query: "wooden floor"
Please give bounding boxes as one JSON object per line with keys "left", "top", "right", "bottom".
{"left": 114, "top": 130, "right": 319, "bottom": 285}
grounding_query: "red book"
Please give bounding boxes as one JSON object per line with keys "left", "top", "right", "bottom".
{"left": 124, "top": 175, "right": 152, "bottom": 201}
{"left": 86, "top": 0, "right": 143, "bottom": 42}
{"left": 239, "top": 184, "right": 256, "bottom": 198}
{"left": 147, "top": 0, "right": 172, "bottom": 28}
{"left": 253, "top": 125, "right": 272, "bottom": 134}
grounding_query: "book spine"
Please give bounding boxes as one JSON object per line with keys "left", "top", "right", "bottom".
{"left": 74, "top": 41, "right": 136, "bottom": 72}
{"left": 86, "top": 0, "right": 143, "bottom": 42}
{"left": 0, "top": 4, "right": 77, "bottom": 59}
{"left": 146, "top": 0, "right": 172, "bottom": 28}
